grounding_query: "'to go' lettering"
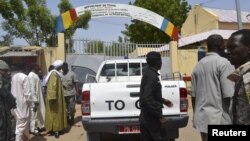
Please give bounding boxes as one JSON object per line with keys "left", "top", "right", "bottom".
{"left": 105, "top": 100, "right": 125, "bottom": 110}
{"left": 105, "top": 100, "right": 140, "bottom": 110}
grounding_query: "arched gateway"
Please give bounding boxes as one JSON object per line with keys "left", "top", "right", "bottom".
{"left": 55, "top": 3, "right": 178, "bottom": 40}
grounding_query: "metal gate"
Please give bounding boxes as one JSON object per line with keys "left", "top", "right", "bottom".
{"left": 66, "top": 38, "right": 172, "bottom": 84}
{"left": 66, "top": 38, "right": 170, "bottom": 58}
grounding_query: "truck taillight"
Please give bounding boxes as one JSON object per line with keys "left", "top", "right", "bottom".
{"left": 82, "top": 91, "right": 91, "bottom": 115}
{"left": 180, "top": 88, "right": 188, "bottom": 112}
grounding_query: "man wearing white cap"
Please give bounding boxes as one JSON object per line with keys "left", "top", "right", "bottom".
{"left": 45, "top": 60, "right": 67, "bottom": 138}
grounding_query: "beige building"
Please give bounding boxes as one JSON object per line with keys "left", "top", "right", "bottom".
{"left": 0, "top": 33, "right": 65, "bottom": 73}
{"left": 1, "top": 5, "right": 250, "bottom": 80}
{"left": 178, "top": 5, "right": 250, "bottom": 76}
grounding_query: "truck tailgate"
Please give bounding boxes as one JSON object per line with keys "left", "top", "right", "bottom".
{"left": 89, "top": 81, "right": 183, "bottom": 118}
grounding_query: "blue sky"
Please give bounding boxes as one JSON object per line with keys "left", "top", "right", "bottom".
{"left": 1, "top": 0, "right": 250, "bottom": 45}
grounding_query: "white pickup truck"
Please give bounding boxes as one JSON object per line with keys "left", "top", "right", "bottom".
{"left": 81, "top": 59, "right": 189, "bottom": 141}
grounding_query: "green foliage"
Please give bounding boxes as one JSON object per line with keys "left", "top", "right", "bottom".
{"left": 85, "top": 40, "right": 134, "bottom": 57}
{"left": 0, "top": 0, "right": 91, "bottom": 46}
{"left": 0, "top": 34, "right": 13, "bottom": 46}
{"left": 0, "top": 0, "right": 54, "bottom": 46}
{"left": 118, "top": 36, "right": 123, "bottom": 43}
{"left": 122, "top": 0, "right": 191, "bottom": 43}
{"left": 86, "top": 40, "right": 104, "bottom": 54}
{"left": 58, "top": 0, "right": 71, "bottom": 13}
{"left": 105, "top": 42, "right": 134, "bottom": 56}
{"left": 58, "top": 0, "right": 91, "bottom": 53}
{"left": 58, "top": 0, "right": 91, "bottom": 41}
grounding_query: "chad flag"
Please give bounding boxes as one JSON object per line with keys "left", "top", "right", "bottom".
{"left": 160, "top": 19, "right": 179, "bottom": 41}
{"left": 55, "top": 9, "right": 77, "bottom": 33}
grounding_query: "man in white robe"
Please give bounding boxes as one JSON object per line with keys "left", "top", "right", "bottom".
{"left": 28, "top": 64, "right": 45, "bottom": 135}
{"left": 11, "top": 65, "right": 31, "bottom": 141}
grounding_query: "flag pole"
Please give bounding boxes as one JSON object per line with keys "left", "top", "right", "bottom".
{"left": 235, "top": 0, "right": 243, "bottom": 30}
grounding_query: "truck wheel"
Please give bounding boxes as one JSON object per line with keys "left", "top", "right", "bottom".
{"left": 87, "top": 132, "right": 101, "bottom": 141}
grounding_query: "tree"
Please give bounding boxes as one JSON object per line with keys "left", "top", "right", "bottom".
{"left": 58, "top": 0, "right": 91, "bottom": 40}
{"left": 58, "top": 0, "right": 91, "bottom": 51}
{"left": 122, "top": 0, "right": 191, "bottom": 43}
{"left": 85, "top": 40, "right": 104, "bottom": 54}
{"left": 118, "top": 36, "right": 129, "bottom": 43}
{"left": 0, "top": 0, "right": 91, "bottom": 46}
{"left": 105, "top": 42, "right": 135, "bottom": 56}
{"left": 0, "top": 0, "right": 55, "bottom": 46}
{"left": 85, "top": 40, "right": 134, "bottom": 57}
{"left": 0, "top": 34, "right": 13, "bottom": 46}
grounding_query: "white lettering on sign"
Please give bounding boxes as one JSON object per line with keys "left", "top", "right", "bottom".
{"left": 212, "top": 129, "right": 247, "bottom": 136}
{"left": 75, "top": 3, "right": 163, "bottom": 29}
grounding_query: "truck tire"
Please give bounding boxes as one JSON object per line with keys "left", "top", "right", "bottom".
{"left": 87, "top": 132, "right": 101, "bottom": 141}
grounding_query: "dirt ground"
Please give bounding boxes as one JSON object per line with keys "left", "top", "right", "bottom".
{"left": 30, "top": 104, "right": 86, "bottom": 141}
{"left": 30, "top": 95, "right": 201, "bottom": 141}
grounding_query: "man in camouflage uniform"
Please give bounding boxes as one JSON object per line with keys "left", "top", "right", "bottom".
{"left": 0, "top": 60, "right": 16, "bottom": 141}
{"left": 61, "top": 62, "right": 79, "bottom": 125}
{"left": 227, "top": 29, "right": 250, "bottom": 125}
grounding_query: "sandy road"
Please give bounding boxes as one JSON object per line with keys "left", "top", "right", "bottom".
{"left": 30, "top": 95, "right": 201, "bottom": 141}
{"left": 30, "top": 105, "right": 85, "bottom": 141}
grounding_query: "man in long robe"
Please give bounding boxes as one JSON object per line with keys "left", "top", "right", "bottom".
{"left": 11, "top": 65, "right": 31, "bottom": 141}
{"left": 45, "top": 60, "right": 67, "bottom": 138}
{"left": 28, "top": 64, "right": 45, "bottom": 135}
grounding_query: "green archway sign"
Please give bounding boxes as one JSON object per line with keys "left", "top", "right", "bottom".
{"left": 55, "top": 3, "right": 178, "bottom": 40}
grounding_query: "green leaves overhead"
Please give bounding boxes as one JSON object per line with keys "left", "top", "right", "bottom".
{"left": 0, "top": 0, "right": 54, "bottom": 46}
{"left": 58, "top": 0, "right": 91, "bottom": 41}
{"left": 122, "top": 0, "right": 191, "bottom": 43}
{"left": 0, "top": 0, "right": 90, "bottom": 46}
{"left": 58, "top": 0, "right": 72, "bottom": 13}
{"left": 0, "top": 34, "right": 13, "bottom": 46}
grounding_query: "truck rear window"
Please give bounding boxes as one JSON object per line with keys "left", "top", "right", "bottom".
{"left": 100, "top": 64, "right": 115, "bottom": 76}
{"left": 100, "top": 63, "right": 147, "bottom": 76}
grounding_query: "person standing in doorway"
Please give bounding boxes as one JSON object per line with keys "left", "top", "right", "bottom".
{"left": 0, "top": 60, "right": 16, "bottom": 141}
{"left": 45, "top": 60, "right": 67, "bottom": 138}
{"left": 139, "top": 51, "right": 173, "bottom": 141}
{"left": 28, "top": 64, "right": 45, "bottom": 135}
{"left": 191, "top": 34, "right": 235, "bottom": 141}
{"left": 11, "top": 64, "right": 32, "bottom": 141}
{"left": 62, "top": 62, "right": 79, "bottom": 125}
{"left": 227, "top": 29, "right": 250, "bottom": 125}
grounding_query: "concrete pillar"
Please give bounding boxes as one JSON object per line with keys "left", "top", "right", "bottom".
{"left": 43, "top": 33, "right": 65, "bottom": 73}
{"left": 56, "top": 33, "right": 65, "bottom": 61}
{"left": 170, "top": 41, "right": 179, "bottom": 74}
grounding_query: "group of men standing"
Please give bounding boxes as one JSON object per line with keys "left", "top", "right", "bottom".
{"left": 0, "top": 59, "right": 79, "bottom": 141}
{"left": 139, "top": 29, "right": 250, "bottom": 141}
{"left": 0, "top": 60, "right": 16, "bottom": 141}
{"left": 191, "top": 29, "right": 250, "bottom": 141}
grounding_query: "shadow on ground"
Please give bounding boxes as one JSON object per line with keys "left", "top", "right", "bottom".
{"left": 30, "top": 115, "right": 82, "bottom": 141}
{"left": 30, "top": 134, "right": 47, "bottom": 141}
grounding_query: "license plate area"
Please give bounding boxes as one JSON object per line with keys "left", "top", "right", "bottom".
{"left": 118, "top": 125, "right": 140, "bottom": 134}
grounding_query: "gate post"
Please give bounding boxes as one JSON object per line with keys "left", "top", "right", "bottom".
{"left": 170, "top": 41, "right": 179, "bottom": 74}
{"left": 57, "top": 33, "right": 65, "bottom": 61}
